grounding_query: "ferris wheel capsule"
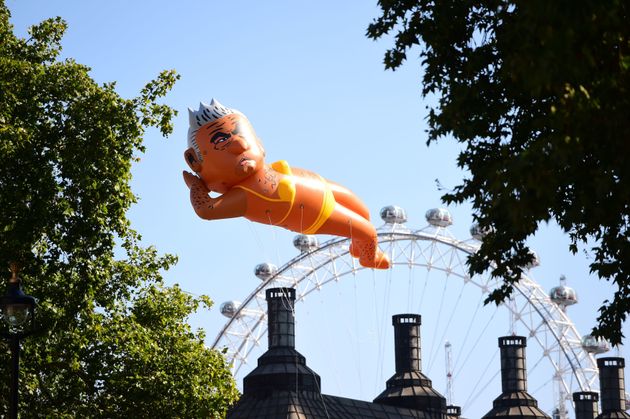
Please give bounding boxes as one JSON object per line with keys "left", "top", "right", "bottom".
{"left": 254, "top": 263, "right": 278, "bottom": 281}
{"left": 220, "top": 300, "right": 242, "bottom": 318}
{"left": 380, "top": 205, "right": 408, "bottom": 224}
{"left": 426, "top": 208, "right": 453, "bottom": 227}
{"left": 549, "top": 276, "right": 578, "bottom": 307}
{"left": 524, "top": 250, "right": 541, "bottom": 269}
{"left": 293, "top": 234, "right": 319, "bottom": 253}
{"left": 581, "top": 335, "right": 610, "bottom": 354}
{"left": 470, "top": 222, "right": 493, "bottom": 241}
{"left": 549, "top": 285, "right": 577, "bottom": 307}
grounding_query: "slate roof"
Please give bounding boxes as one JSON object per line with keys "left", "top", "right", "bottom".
{"left": 482, "top": 391, "right": 551, "bottom": 418}
{"left": 373, "top": 370, "right": 446, "bottom": 415}
{"left": 228, "top": 390, "right": 438, "bottom": 419}
{"left": 596, "top": 413, "right": 630, "bottom": 419}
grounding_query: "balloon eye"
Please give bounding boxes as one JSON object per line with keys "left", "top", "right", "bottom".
{"left": 211, "top": 133, "right": 231, "bottom": 149}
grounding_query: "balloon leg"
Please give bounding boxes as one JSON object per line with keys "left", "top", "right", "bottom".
{"left": 327, "top": 181, "right": 371, "bottom": 221}
{"left": 316, "top": 205, "right": 390, "bottom": 269}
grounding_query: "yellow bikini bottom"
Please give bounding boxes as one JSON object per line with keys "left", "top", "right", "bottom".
{"left": 234, "top": 160, "right": 334, "bottom": 234}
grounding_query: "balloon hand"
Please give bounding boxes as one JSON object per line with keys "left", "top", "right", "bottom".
{"left": 183, "top": 171, "right": 208, "bottom": 193}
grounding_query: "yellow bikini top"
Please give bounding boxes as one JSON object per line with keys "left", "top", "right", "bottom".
{"left": 232, "top": 161, "right": 297, "bottom": 225}
{"left": 269, "top": 160, "right": 296, "bottom": 202}
{"left": 233, "top": 160, "right": 296, "bottom": 203}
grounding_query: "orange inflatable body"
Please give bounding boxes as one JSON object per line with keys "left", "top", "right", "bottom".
{"left": 183, "top": 100, "right": 389, "bottom": 269}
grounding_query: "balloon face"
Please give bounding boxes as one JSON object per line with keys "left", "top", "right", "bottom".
{"left": 194, "top": 114, "right": 265, "bottom": 193}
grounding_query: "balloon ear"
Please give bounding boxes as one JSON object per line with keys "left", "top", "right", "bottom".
{"left": 184, "top": 148, "right": 203, "bottom": 173}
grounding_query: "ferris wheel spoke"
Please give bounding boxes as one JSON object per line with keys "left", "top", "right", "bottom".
{"left": 462, "top": 348, "right": 500, "bottom": 411}
{"left": 454, "top": 306, "right": 500, "bottom": 379}
{"left": 453, "top": 292, "right": 486, "bottom": 372}
{"left": 531, "top": 375, "right": 555, "bottom": 394}
{"left": 530, "top": 346, "right": 557, "bottom": 377}
{"left": 407, "top": 259, "right": 417, "bottom": 312}
{"left": 426, "top": 277, "right": 449, "bottom": 373}
{"left": 415, "top": 263, "right": 431, "bottom": 313}
{"left": 427, "top": 281, "right": 467, "bottom": 374}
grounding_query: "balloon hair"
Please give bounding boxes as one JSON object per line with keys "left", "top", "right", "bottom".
{"left": 187, "top": 99, "right": 241, "bottom": 161}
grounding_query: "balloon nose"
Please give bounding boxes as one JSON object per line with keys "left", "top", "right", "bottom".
{"left": 229, "top": 136, "right": 249, "bottom": 154}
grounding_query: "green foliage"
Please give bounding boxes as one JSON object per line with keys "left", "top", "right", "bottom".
{"left": 0, "top": 3, "right": 238, "bottom": 417}
{"left": 368, "top": 0, "right": 630, "bottom": 344}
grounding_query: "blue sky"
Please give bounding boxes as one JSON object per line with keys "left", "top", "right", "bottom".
{"left": 7, "top": 1, "right": 627, "bottom": 416}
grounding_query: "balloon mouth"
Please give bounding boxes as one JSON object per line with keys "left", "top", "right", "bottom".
{"left": 239, "top": 157, "right": 257, "bottom": 173}
{"left": 239, "top": 157, "right": 252, "bottom": 166}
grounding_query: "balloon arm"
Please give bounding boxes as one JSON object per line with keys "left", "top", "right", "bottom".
{"left": 183, "top": 171, "right": 247, "bottom": 220}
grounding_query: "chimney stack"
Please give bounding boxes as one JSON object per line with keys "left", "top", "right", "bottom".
{"left": 573, "top": 391, "right": 599, "bottom": 419}
{"left": 241, "top": 288, "right": 321, "bottom": 397}
{"left": 373, "top": 314, "right": 446, "bottom": 417}
{"left": 596, "top": 357, "right": 630, "bottom": 418}
{"left": 482, "top": 336, "right": 550, "bottom": 418}
{"left": 499, "top": 336, "right": 528, "bottom": 393}
{"left": 499, "top": 336, "right": 527, "bottom": 393}
{"left": 266, "top": 287, "right": 296, "bottom": 348}
{"left": 393, "top": 314, "right": 422, "bottom": 373}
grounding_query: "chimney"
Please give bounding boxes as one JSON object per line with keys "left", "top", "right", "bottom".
{"left": 573, "top": 391, "right": 599, "bottom": 419}
{"left": 393, "top": 314, "right": 422, "bottom": 372}
{"left": 241, "top": 287, "right": 321, "bottom": 397}
{"left": 499, "top": 336, "right": 528, "bottom": 392}
{"left": 373, "top": 314, "right": 446, "bottom": 417}
{"left": 266, "top": 287, "right": 295, "bottom": 348}
{"left": 482, "top": 336, "right": 550, "bottom": 418}
{"left": 596, "top": 357, "right": 630, "bottom": 418}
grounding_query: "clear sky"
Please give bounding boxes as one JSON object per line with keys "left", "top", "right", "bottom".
{"left": 7, "top": 1, "right": 628, "bottom": 417}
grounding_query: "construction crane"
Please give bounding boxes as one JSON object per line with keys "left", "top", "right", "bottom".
{"left": 445, "top": 340, "right": 454, "bottom": 406}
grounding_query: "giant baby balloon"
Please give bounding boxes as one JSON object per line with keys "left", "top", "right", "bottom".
{"left": 183, "top": 99, "right": 390, "bottom": 269}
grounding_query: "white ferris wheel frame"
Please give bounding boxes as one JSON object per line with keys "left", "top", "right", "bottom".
{"left": 211, "top": 220, "right": 600, "bottom": 406}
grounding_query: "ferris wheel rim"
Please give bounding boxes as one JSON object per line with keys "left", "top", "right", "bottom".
{"left": 211, "top": 222, "right": 599, "bottom": 401}
{"left": 210, "top": 229, "right": 473, "bottom": 347}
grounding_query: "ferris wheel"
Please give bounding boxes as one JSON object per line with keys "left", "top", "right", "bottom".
{"left": 211, "top": 205, "right": 607, "bottom": 417}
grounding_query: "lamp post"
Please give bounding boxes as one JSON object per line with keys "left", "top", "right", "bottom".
{"left": 0, "top": 263, "right": 37, "bottom": 419}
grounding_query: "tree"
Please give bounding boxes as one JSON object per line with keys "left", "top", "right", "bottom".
{"left": 368, "top": 0, "right": 630, "bottom": 344}
{"left": 0, "top": 3, "right": 238, "bottom": 417}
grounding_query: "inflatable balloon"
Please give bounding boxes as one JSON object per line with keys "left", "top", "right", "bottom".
{"left": 182, "top": 99, "right": 390, "bottom": 269}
